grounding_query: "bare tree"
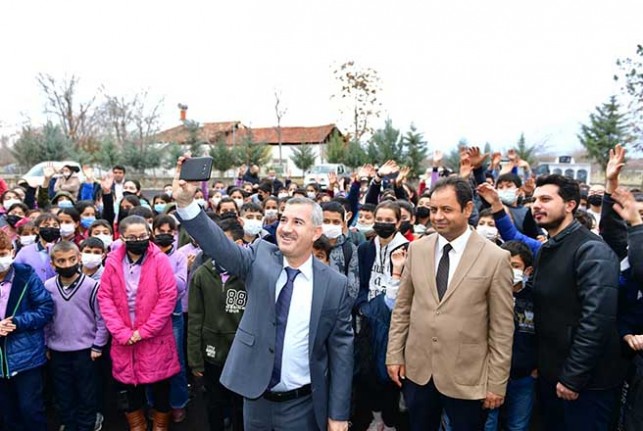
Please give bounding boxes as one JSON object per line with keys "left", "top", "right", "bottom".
{"left": 331, "top": 61, "right": 383, "bottom": 142}
{"left": 36, "top": 73, "right": 100, "bottom": 151}
{"left": 274, "top": 89, "right": 287, "bottom": 171}
{"left": 100, "top": 89, "right": 164, "bottom": 147}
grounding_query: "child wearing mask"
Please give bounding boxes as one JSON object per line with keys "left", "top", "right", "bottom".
{"left": 476, "top": 208, "right": 501, "bottom": 244}
{"left": 0, "top": 229, "right": 54, "bottom": 431}
{"left": 44, "top": 241, "right": 108, "bottom": 431}
{"left": 15, "top": 213, "right": 61, "bottom": 282}
{"left": 87, "top": 220, "right": 115, "bottom": 252}
{"left": 80, "top": 237, "right": 107, "bottom": 281}
{"left": 57, "top": 207, "right": 84, "bottom": 245}
{"left": 16, "top": 220, "right": 38, "bottom": 251}
{"left": 188, "top": 217, "right": 247, "bottom": 431}
{"left": 240, "top": 202, "right": 264, "bottom": 244}
{"left": 151, "top": 214, "right": 189, "bottom": 423}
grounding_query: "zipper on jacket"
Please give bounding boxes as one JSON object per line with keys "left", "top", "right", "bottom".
{"left": 4, "top": 280, "right": 31, "bottom": 378}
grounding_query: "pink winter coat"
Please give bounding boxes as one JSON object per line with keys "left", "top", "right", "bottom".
{"left": 98, "top": 242, "right": 180, "bottom": 385}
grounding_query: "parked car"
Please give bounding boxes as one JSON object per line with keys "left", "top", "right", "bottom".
{"left": 20, "top": 161, "right": 84, "bottom": 189}
{"left": 303, "top": 163, "right": 349, "bottom": 188}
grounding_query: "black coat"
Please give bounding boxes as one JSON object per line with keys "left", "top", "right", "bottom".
{"left": 531, "top": 220, "right": 627, "bottom": 391}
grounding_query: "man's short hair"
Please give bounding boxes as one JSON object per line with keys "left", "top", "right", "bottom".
{"left": 286, "top": 197, "right": 323, "bottom": 226}
{"left": 535, "top": 174, "right": 580, "bottom": 213}
{"left": 112, "top": 165, "right": 126, "bottom": 173}
{"left": 80, "top": 236, "right": 106, "bottom": 252}
{"left": 429, "top": 176, "right": 473, "bottom": 211}
{"left": 496, "top": 173, "right": 522, "bottom": 188}
{"left": 241, "top": 202, "right": 263, "bottom": 215}
{"left": 217, "top": 217, "right": 244, "bottom": 242}
{"left": 320, "top": 201, "right": 346, "bottom": 219}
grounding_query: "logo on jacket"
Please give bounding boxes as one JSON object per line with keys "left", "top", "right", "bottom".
{"left": 225, "top": 289, "right": 247, "bottom": 314}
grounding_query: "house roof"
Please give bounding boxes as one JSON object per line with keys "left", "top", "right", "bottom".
{"left": 227, "top": 124, "right": 341, "bottom": 145}
{"left": 155, "top": 121, "right": 243, "bottom": 144}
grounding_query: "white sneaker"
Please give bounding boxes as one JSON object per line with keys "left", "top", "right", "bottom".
{"left": 383, "top": 426, "right": 397, "bottom": 431}
{"left": 366, "top": 418, "right": 384, "bottom": 431}
{"left": 94, "top": 412, "right": 104, "bottom": 431}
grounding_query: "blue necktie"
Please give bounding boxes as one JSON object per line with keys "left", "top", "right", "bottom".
{"left": 269, "top": 267, "right": 301, "bottom": 389}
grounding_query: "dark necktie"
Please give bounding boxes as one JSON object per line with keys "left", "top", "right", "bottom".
{"left": 436, "top": 243, "right": 452, "bottom": 301}
{"left": 269, "top": 267, "right": 301, "bottom": 389}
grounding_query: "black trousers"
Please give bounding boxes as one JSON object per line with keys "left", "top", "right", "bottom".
{"left": 203, "top": 362, "right": 244, "bottom": 431}
{"left": 50, "top": 349, "right": 98, "bottom": 431}
{"left": 115, "top": 378, "right": 171, "bottom": 413}
{"left": 403, "top": 378, "right": 488, "bottom": 431}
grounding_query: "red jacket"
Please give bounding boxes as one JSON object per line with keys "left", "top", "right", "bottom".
{"left": 98, "top": 242, "right": 179, "bottom": 384}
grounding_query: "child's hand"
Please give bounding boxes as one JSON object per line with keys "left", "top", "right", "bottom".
{"left": 91, "top": 350, "right": 102, "bottom": 361}
{"left": 0, "top": 317, "right": 16, "bottom": 336}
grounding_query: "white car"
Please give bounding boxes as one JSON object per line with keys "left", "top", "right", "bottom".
{"left": 20, "top": 161, "right": 84, "bottom": 189}
{"left": 303, "top": 164, "right": 348, "bottom": 188}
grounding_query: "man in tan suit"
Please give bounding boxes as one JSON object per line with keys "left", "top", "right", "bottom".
{"left": 387, "top": 176, "right": 514, "bottom": 431}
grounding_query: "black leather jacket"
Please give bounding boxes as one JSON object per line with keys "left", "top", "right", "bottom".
{"left": 531, "top": 220, "right": 627, "bottom": 391}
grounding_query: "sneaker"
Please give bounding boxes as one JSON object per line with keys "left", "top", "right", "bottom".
{"left": 172, "top": 407, "right": 187, "bottom": 423}
{"left": 94, "top": 412, "right": 104, "bottom": 431}
{"left": 366, "top": 418, "right": 384, "bottom": 431}
{"left": 382, "top": 426, "right": 397, "bottom": 431}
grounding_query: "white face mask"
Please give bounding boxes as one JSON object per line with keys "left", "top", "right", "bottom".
{"left": 265, "top": 209, "right": 278, "bottom": 218}
{"left": 0, "top": 255, "right": 13, "bottom": 272}
{"left": 356, "top": 222, "right": 374, "bottom": 233}
{"left": 195, "top": 198, "right": 207, "bottom": 208}
{"left": 211, "top": 197, "right": 221, "bottom": 207}
{"left": 498, "top": 188, "right": 517, "bottom": 205}
{"left": 322, "top": 223, "right": 343, "bottom": 239}
{"left": 512, "top": 268, "right": 524, "bottom": 286}
{"left": 278, "top": 193, "right": 289, "bottom": 199}
{"left": 94, "top": 234, "right": 113, "bottom": 248}
{"left": 233, "top": 198, "right": 244, "bottom": 209}
{"left": 414, "top": 224, "right": 428, "bottom": 234}
{"left": 307, "top": 192, "right": 317, "bottom": 200}
{"left": 243, "top": 218, "right": 263, "bottom": 236}
{"left": 2, "top": 199, "right": 21, "bottom": 211}
{"left": 81, "top": 253, "right": 103, "bottom": 269}
{"left": 60, "top": 223, "right": 76, "bottom": 237}
{"left": 19, "top": 235, "right": 37, "bottom": 246}
{"left": 476, "top": 225, "right": 498, "bottom": 241}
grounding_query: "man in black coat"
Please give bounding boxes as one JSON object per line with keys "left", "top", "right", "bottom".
{"left": 530, "top": 174, "right": 626, "bottom": 431}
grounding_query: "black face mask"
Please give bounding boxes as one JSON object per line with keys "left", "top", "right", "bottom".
{"left": 152, "top": 233, "right": 174, "bottom": 248}
{"left": 56, "top": 263, "right": 79, "bottom": 278}
{"left": 399, "top": 221, "right": 413, "bottom": 235}
{"left": 125, "top": 239, "right": 149, "bottom": 256}
{"left": 6, "top": 214, "right": 23, "bottom": 228}
{"left": 39, "top": 227, "right": 61, "bottom": 243}
{"left": 416, "top": 206, "right": 430, "bottom": 219}
{"left": 122, "top": 191, "right": 136, "bottom": 197}
{"left": 587, "top": 195, "right": 603, "bottom": 207}
{"left": 373, "top": 222, "right": 397, "bottom": 239}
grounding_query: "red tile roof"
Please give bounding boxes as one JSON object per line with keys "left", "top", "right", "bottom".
{"left": 227, "top": 124, "right": 341, "bottom": 145}
{"left": 155, "top": 121, "right": 243, "bottom": 144}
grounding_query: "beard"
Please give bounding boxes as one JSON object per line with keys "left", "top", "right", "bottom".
{"left": 535, "top": 211, "right": 567, "bottom": 233}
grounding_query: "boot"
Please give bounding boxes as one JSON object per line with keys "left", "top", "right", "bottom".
{"left": 124, "top": 409, "right": 147, "bottom": 431}
{"left": 152, "top": 410, "right": 171, "bottom": 431}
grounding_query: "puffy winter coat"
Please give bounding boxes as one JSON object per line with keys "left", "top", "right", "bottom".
{"left": 98, "top": 242, "right": 179, "bottom": 384}
{"left": 0, "top": 263, "right": 53, "bottom": 378}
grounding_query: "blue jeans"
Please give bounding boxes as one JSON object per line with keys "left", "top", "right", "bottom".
{"left": 170, "top": 311, "right": 189, "bottom": 409}
{"left": 484, "top": 375, "right": 535, "bottom": 431}
{"left": 0, "top": 366, "right": 47, "bottom": 431}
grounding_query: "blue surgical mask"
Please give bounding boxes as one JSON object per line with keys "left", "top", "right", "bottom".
{"left": 58, "top": 200, "right": 73, "bottom": 209}
{"left": 80, "top": 216, "right": 96, "bottom": 229}
{"left": 154, "top": 203, "right": 167, "bottom": 214}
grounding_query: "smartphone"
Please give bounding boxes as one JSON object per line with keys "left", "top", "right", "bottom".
{"left": 180, "top": 157, "right": 214, "bottom": 182}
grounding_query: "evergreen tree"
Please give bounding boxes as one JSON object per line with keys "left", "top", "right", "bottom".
{"left": 443, "top": 138, "right": 468, "bottom": 172}
{"left": 163, "top": 143, "right": 185, "bottom": 170}
{"left": 369, "top": 119, "right": 404, "bottom": 164}
{"left": 233, "top": 132, "right": 272, "bottom": 167}
{"left": 95, "top": 139, "right": 122, "bottom": 170}
{"left": 121, "top": 140, "right": 163, "bottom": 174}
{"left": 326, "top": 131, "right": 346, "bottom": 164}
{"left": 184, "top": 120, "right": 206, "bottom": 156}
{"left": 402, "top": 124, "right": 428, "bottom": 179}
{"left": 578, "top": 96, "right": 632, "bottom": 172}
{"left": 514, "top": 133, "right": 541, "bottom": 166}
{"left": 290, "top": 144, "right": 316, "bottom": 175}
{"left": 343, "top": 140, "right": 367, "bottom": 169}
{"left": 11, "top": 122, "right": 72, "bottom": 168}
{"left": 209, "top": 139, "right": 236, "bottom": 175}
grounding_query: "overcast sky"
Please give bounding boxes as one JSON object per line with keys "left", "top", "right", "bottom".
{"left": 1, "top": 0, "right": 642, "bottom": 155}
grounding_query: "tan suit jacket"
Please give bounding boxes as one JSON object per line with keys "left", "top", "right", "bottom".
{"left": 386, "top": 230, "right": 514, "bottom": 400}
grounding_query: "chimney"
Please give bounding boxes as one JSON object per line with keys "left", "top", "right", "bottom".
{"left": 177, "top": 103, "right": 188, "bottom": 122}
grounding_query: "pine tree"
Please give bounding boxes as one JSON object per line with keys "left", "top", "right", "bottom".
{"left": 578, "top": 96, "right": 632, "bottom": 172}
{"left": 369, "top": 119, "right": 404, "bottom": 164}
{"left": 209, "top": 139, "right": 236, "bottom": 175}
{"left": 402, "top": 124, "right": 428, "bottom": 179}
{"left": 514, "top": 133, "right": 541, "bottom": 166}
{"left": 343, "top": 140, "right": 367, "bottom": 169}
{"left": 233, "top": 132, "right": 272, "bottom": 167}
{"left": 290, "top": 144, "right": 316, "bottom": 175}
{"left": 325, "top": 131, "right": 346, "bottom": 164}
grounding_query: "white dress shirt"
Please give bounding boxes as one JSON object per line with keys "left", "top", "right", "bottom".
{"left": 435, "top": 227, "right": 473, "bottom": 288}
{"left": 272, "top": 255, "right": 314, "bottom": 391}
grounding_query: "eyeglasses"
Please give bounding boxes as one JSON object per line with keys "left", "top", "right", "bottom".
{"left": 122, "top": 235, "right": 149, "bottom": 242}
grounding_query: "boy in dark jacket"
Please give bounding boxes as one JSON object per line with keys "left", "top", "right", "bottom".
{"left": 188, "top": 217, "right": 246, "bottom": 431}
{"left": 0, "top": 229, "right": 54, "bottom": 431}
{"left": 485, "top": 241, "right": 537, "bottom": 431}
